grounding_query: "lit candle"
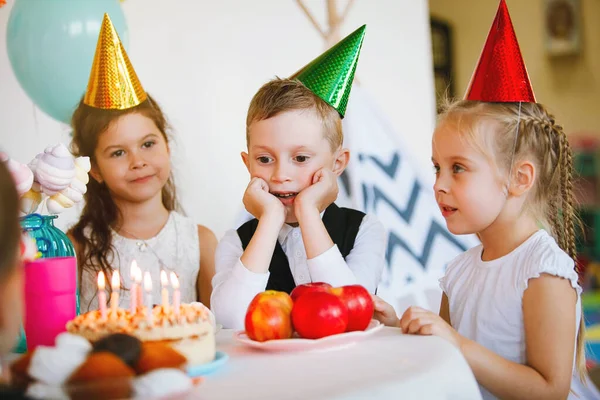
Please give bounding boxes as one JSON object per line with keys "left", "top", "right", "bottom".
{"left": 143, "top": 271, "right": 153, "bottom": 325}
{"left": 160, "top": 270, "right": 170, "bottom": 314}
{"left": 110, "top": 270, "right": 120, "bottom": 316}
{"left": 170, "top": 272, "right": 180, "bottom": 318}
{"left": 97, "top": 271, "right": 107, "bottom": 321}
{"left": 136, "top": 269, "right": 143, "bottom": 309}
{"left": 130, "top": 260, "right": 139, "bottom": 314}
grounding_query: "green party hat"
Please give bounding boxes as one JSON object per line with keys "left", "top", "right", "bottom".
{"left": 291, "top": 25, "right": 366, "bottom": 118}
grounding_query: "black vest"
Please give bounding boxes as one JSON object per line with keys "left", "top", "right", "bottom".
{"left": 237, "top": 203, "right": 365, "bottom": 294}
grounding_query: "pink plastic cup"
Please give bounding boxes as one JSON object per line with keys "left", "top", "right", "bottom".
{"left": 24, "top": 256, "right": 77, "bottom": 348}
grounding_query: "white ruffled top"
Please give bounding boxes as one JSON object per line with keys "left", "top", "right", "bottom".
{"left": 440, "top": 229, "right": 582, "bottom": 400}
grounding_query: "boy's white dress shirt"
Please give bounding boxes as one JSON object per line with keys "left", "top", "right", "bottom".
{"left": 211, "top": 213, "right": 386, "bottom": 329}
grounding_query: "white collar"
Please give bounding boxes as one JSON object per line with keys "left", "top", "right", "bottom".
{"left": 277, "top": 210, "right": 326, "bottom": 244}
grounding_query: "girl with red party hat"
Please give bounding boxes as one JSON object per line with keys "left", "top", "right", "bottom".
{"left": 373, "top": 1, "right": 588, "bottom": 398}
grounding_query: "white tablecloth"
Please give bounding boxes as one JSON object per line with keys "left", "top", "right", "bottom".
{"left": 193, "top": 327, "right": 482, "bottom": 400}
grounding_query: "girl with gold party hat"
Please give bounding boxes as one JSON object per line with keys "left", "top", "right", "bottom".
{"left": 373, "top": 1, "right": 589, "bottom": 398}
{"left": 67, "top": 14, "right": 217, "bottom": 314}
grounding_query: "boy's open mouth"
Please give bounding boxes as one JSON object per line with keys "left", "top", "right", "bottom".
{"left": 272, "top": 192, "right": 298, "bottom": 206}
{"left": 272, "top": 192, "right": 298, "bottom": 198}
{"left": 442, "top": 206, "right": 457, "bottom": 212}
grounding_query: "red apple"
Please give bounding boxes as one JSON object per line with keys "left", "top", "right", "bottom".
{"left": 245, "top": 290, "right": 294, "bottom": 342}
{"left": 290, "top": 282, "right": 332, "bottom": 302}
{"left": 330, "top": 285, "right": 374, "bottom": 332}
{"left": 291, "top": 291, "right": 348, "bottom": 339}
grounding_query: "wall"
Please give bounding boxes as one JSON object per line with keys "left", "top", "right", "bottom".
{"left": 0, "top": 0, "right": 435, "bottom": 236}
{"left": 429, "top": 0, "right": 600, "bottom": 135}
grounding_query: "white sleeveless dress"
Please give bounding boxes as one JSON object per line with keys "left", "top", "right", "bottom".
{"left": 79, "top": 211, "right": 200, "bottom": 313}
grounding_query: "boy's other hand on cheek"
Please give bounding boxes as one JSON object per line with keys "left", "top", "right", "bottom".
{"left": 295, "top": 168, "right": 338, "bottom": 216}
{"left": 243, "top": 177, "right": 286, "bottom": 223}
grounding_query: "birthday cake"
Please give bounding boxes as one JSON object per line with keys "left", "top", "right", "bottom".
{"left": 66, "top": 303, "right": 216, "bottom": 365}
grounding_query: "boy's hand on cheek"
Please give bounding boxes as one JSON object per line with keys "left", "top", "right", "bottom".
{"left": 243, "top": 177, "right": 286, "bottom": 222}
{"left": 295, "top": 168, "right": 338, "bottom": 215}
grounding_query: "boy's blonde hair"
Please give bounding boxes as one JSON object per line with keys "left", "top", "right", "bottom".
{"left": 437, "top": 99, "right": 586, "bottom": 380}
{"left": 246, "top": 78, "right": 343, "bottom": 151}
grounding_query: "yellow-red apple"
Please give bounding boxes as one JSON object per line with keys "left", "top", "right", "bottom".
{"left": 244, "top": 290, "right": 293, "bottom": 342}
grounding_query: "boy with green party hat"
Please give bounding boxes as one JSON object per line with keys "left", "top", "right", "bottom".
{"left": 211, "top": 26, "right": 386, "bottom": 329}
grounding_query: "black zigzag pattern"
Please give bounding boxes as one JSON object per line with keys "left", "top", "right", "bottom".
{"left": 358, "top": 152, "right": 400, "bottom": 179}
{"left": 359, "top": 152, "right": 468, "bottom": 270}
{"left": 385, "top": 221, "right": 467, "bottom": 268}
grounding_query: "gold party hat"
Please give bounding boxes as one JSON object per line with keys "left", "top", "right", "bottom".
{"left": 83, "top": 14, "right": 147, "bottom": 109}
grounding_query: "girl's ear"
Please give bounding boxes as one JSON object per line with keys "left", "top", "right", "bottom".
{"left": 510, "top": 160, "right": 535, "bottom": 196}
{"left": 89, "top": 163, "right": 103, "bottom": 184}
{"left": 332, "top": 148, "right": 350, "bottom": 176}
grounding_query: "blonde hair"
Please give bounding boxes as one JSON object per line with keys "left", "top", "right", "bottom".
{"left": 438, "top": 99, "right": 586, "bottom": 380}
{"left": 246, "top": 78, "right": 342, "bottom": 151}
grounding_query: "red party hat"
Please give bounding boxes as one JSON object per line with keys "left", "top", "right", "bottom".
{"left": 464, "top": 0, "right": 536, "bottom": 103}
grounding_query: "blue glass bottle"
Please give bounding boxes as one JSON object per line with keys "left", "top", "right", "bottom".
{"left": 20, "top": 214, "right": 75, "bottom": 258}
{"left": 14, "top": 213, "right": 79, "bottom": 353}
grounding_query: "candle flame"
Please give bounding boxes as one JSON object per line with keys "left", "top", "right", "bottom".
{"left": 98, "top": 271, "right": 106, "bottom": 290}
{"left": 160, "top": 270, "right": 169, "bottom": 287}
{"left": 170, "top": 271, "right": 179, "bottom": 289}
{"left": 111, "top": 270, "right": 120, "bottom": 290}
{"left": 130, "top": 260, "right": 139, "bottom": 280}
{"left": 144, "top": 271, "right": 152, "bottom": 291}
{"left": 134, "top": 266, "right": 142, "bottom": 283}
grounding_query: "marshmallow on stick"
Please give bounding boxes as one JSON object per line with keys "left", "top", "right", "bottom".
{"left": 0, "top": 152, "right": 34, "bottom": 196}
{"left": 20, "top": 156, "right": 43, "bottom": 214}
{"left": 7, "top": 144, "right": 91, "bottom": 215}
{"left": 47, "top": 156, "right": 91, "bottom": 214}
{"left": 0, "top": 152, "right": 40, "bottom": 214}
{"left": 20, "top": 188, "right": 43, "bottom": 215}
{"left": 34, "top": 144, "right": 75, "bottom": 196}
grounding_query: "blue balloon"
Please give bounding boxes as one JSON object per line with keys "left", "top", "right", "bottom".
{"left": 7, "top": 0, "right": 128, "bottom": 124}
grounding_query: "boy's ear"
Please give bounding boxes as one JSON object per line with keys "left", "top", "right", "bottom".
{"left": 332, "top": 148, "right": 350, "bottom": 176}
{"left": 89, "top": 163, "right": 103, "bottom": 184}
{"left": 510, "top": 160, "right": 535, "bottom": 197}
{"left": 241, "top": 152, "right": 251, "bottom": 174}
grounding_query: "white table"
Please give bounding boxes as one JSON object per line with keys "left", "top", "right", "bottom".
{"left": 193, "top": 327, "right": 482, "bottom": 400}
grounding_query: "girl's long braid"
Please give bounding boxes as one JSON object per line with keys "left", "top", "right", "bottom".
{"left": 528, "top": 109, "right": 585, "bottom": 379}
